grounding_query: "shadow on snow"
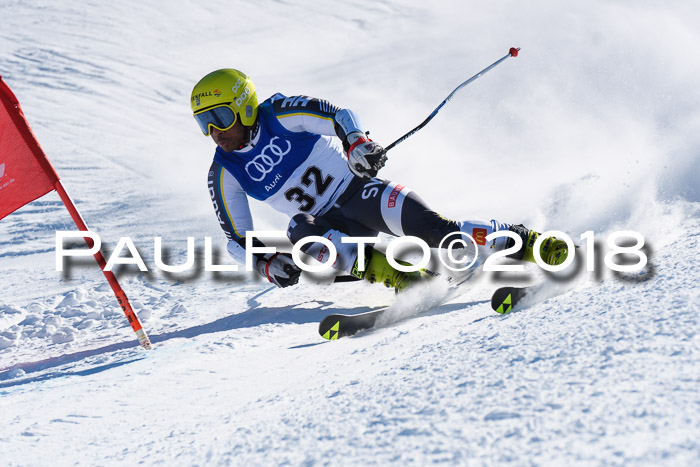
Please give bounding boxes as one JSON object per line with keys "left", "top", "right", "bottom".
{"left": 0, "top": 288, "right": 481, "bottom": 388}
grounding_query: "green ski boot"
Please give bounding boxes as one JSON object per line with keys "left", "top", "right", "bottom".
{"left": 507, "top": 224, "right": 569, "bottom": 266}
{"left": 351, "top": 248, "right": 422, "bottom": 292}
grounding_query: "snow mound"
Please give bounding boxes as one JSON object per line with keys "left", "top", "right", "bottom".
{"left": 0, "top": 284, "right": 168, "bottom": 358}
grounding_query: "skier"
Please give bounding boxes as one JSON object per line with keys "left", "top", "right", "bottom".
{"left": 192, "top": 69, "right": 568, "bottom": 290}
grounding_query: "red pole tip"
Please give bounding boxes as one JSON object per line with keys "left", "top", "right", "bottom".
{"left": 509, "top": 47, "right": 519, "bottom": 57}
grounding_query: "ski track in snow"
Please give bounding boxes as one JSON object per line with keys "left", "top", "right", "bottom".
{"left": 1, "top": 0, "right": 700, "bottom": 465}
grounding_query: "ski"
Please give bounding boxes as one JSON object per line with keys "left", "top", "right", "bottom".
{"left": 490, "top": 286, "right": 531, "bottom": 314}
{"left": 319, "top": 270, "right": 476, "bottom": 340}
{"left": 320, "top": 284, "right": 535, "bottom": 340}
{"left": 319, "top": 307, "right": 388, "bottom": 340}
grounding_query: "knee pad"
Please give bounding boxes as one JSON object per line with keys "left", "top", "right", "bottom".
{"left": 287, "top": 215, "right": 362, "bottom": 274}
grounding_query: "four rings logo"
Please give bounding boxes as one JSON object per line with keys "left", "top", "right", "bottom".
{"left": 245, "top": 137, "right": 292, "bottom": 182}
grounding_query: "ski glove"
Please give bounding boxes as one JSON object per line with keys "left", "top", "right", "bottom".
{"left": 346, "top": 132, "right": 387, "bottom": 179}
{"left": 256, "top": 252, "right": 302, "bottom": 288}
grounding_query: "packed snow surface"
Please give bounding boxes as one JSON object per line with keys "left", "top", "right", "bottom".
{"left": 1, "top": 1, "right": 699, "bottom": 465}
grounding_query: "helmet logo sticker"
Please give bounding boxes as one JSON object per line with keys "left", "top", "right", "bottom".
{"left": 214, "top": 89, "right": 221, "bottom": 97}
{"left": 245, "top": 137, "right": 291, "bottom": 182}
{"left": 192, "top": 91, "right": 215, "bottom": 107}
{"left": 232, "top": 78, "right": 244, "bottom": 94}
{"left": 236, "top": 86, "right": 251, "bottom": 107}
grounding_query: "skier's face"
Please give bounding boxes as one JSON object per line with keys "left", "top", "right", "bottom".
{"left": 211, "top": 119, "right": 245, "bottom": 152}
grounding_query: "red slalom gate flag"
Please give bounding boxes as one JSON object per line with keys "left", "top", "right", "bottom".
{"left": 0, "top": 85, "right": 58, "bottom": 219}
{"left": 0, "top": 76, "right": 152, "bottom": 349}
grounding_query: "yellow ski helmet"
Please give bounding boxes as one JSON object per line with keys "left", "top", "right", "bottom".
{"left": 190, "top": 69, "right": 258, "bottom": 136}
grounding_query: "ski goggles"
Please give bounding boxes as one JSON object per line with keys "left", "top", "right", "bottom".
{"left": 193, "top": 104, "right": 237, "bottom": 136}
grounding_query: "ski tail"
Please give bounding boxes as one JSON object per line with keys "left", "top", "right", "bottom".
{"left": 319, "top": 308, "right": 386, "bottom": 340}
{"left": 491, "top": 286, "right": 530, "bottom": 314}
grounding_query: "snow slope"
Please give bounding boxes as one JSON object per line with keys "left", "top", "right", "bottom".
{"left": 1, "top": 0, "right": 699, "bottom": 465}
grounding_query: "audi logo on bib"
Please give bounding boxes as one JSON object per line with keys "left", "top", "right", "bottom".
{"left": 245, "top": 137, "right": 292, "bottom": 182}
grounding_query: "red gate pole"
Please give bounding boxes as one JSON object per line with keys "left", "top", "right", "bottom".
{"left": 54, "top": 181, "right": 152, "bottom": 349}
